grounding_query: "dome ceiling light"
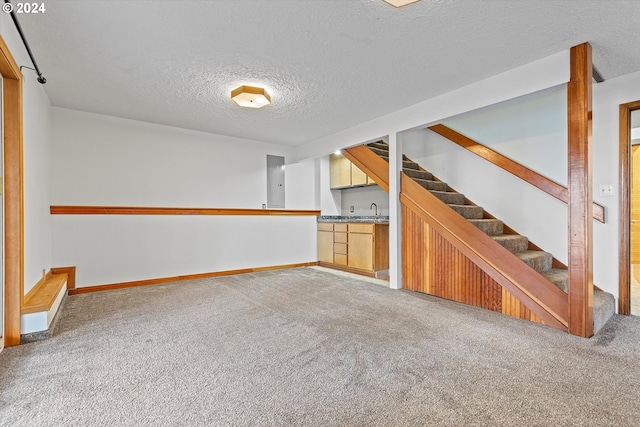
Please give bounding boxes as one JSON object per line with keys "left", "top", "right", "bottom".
{"left": 231, "top": 85, "right": 271, "bottom": 108}
{"left": 383, "top": 0, "right": 421, "bottom": 7}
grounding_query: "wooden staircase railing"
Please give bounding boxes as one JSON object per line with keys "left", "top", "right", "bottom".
{"left": 428, "top": 124, "right": 605, "bottom": 223}
{"left": 343, "top": 144, "right": 569, "bottom": 331}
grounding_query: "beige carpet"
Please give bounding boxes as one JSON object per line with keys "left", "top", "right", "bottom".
{"left": 0, "top": 267, "right": 638, "bottom": 426}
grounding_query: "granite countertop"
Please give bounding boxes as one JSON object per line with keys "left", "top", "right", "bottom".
{"left": 317, "top": 215, "right": 390, "bottom": 224}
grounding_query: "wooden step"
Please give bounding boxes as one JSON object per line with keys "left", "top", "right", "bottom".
{"left": 468, "top": 218, "right": 504, "bottom": 236}
{"left": 22, "top": 273, "right": 68, "bottom": 315}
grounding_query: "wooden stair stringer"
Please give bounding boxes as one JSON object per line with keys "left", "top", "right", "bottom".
{"left": 400, "top": 176, "right": 568, "bottom": 330}
{"left": 343, "top": 145, "right": 390, "bottom": 191}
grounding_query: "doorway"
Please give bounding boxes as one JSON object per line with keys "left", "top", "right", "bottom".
{"left": 619, "top": 101, "right": 640, "bottom": 315}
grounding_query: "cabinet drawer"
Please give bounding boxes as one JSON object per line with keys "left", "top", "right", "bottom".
{"left": 334, "top": 243, "right": 348, "bottom": 254}
{"left": 348, "top": 223, "right": 374, "bottom": 234}
{"left": 317, "top": 222, "right": 334, "bottom": 232}
{"left": 334, "top": 232, "right": 348, "bottom": 243}
{"left": 334, "top": 223, "right": 348, "bottom": 232}
{"left": 334, "top": 253, "right": 348, "bottom": 265}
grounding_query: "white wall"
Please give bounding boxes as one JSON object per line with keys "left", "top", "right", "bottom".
{"left": 340, "top": 186, "right": 389, "bottom": 217}
{"left": 51, "top": 108, "right": 318, "bottom": 287}
{"left": 441, "top": 86, "right": 568, "bottom": 186}
{"left": 0, "top": 15, "right": 53, "bottom": 295}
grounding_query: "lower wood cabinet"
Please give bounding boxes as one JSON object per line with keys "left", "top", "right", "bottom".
{"left": 317, "top": 222, "right": 389, "bottom": 277}
{"left": 317, "top": 224, "right": 334, "bottom": 263}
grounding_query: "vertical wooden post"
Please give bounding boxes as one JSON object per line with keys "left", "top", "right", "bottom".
{"left": 567, "top": 43, "right": 593, "bottom": 337}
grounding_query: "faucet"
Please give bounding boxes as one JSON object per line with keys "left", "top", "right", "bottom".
{"left": 370, "top": 202, "right": 378, "bottom": 216}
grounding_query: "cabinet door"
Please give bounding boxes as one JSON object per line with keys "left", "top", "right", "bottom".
{"left": 348, "top": 233, "right": 374, "bottom": 271}
{"left": 318, "top": 230, "right": 334, "bottom": 263}
{"left": 351, "top": 163, "right": 368, "bottom": 186}
{"left": 330, "top": 154, "right": 352, "bottom": 188}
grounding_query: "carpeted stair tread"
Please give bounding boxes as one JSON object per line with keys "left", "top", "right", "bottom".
{"left": 413, "top": 178, "right": 448, "bottom": 191}
{"left": 403, "top": 169, "right": 433, "bottom": 181}
{"left": 540, "top": 268, "right": 569, "bottom": 293}
{"left": 468, "top": 219, "right": 504, "bottom": 236}
{"left": 448, "top": 204, "right": 484, "bottom": 219}
{"left": 515, "top": 250, "right": 552, "bottom": 272}
{"left": 491, "top": 234, "right": 529, "bottom": 254}
{"left": 367, "top": 141, "right": 389, "bottom": 150}
{"left": 368, "top": 147, "right": 406, "bottom": 158}
{"left": 594, "top": 290, "right": 616, "bottom": 334}
{"left": 378, "top": 156, "right": 420, "bottom": 170}
{"left": 368, "top": 147, "right": 389, "bottom": 157}
{"left": 429, "top": 190, "right": 466, "bottom": 205}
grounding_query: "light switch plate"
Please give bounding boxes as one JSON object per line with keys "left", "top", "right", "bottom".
{"left": 350, "top": 206, "right": 354, "bottom": 213}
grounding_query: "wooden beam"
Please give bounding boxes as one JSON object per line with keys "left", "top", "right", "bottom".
{"left": 567, "top": 43, "right": 594, "bottom": 337}
{"left": 428, "top": 124, "right": 606, "bottom": 223}
{"left": 0, "top": 36, "right": 23, "bottom": 347}
{"left": 50, "top": 206, "right": 320, "bottom": 216}
{"left": 342, "top": 145, "right": 390, "bottom": 191}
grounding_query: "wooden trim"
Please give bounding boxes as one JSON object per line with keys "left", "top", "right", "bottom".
{"left": 428, "top": 123, "right": 606, "bottom": 223}
{"left": 51, "top": 266, "right": 76, "bottom": 291}
{"left": 618, "top": 100, "right": 640, "bottom": 315}
{"left": 50, "top": 206, "right": 320, "bottom": 216}
{"left": 21, "top": 271, "right": 68, "bottom": 315}
{"left": 67, "top": 262, "right": 318, "bottom": 295}
{"left": 342, "top": 145, "right": 390, "bottom": 191}
{"left": 567, "top": 43, "right": 593, "bottom": 337}
{"left": 0, "top": 36, "right": 23, "bottom": 347}
{"left": 400, "top": 174, "right": 568, "bottom": 330}
{"left": 318, "top": 261, "right": 377, "bottom": 278}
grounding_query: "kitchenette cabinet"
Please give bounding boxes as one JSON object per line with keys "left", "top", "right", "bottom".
{"left": 317, "top": 220, "right": 389, "bottom": 277}
{"left": 329, "top": 153, "right": 375, "bottom": 189}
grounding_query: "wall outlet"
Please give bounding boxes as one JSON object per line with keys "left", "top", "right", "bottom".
{"left": 598, "top": 184, "right": 614, "bottom": 197}
{"left": 350, "top": 206, "right": 354, "bottom": 213}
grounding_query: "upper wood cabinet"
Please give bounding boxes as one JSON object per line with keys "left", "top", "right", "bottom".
{"left": 329, "top": 153, "right": 374, "bottom": 189}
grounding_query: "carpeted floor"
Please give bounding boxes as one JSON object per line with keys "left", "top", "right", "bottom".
{"left": 1, "top": 266, "right": 639, "bottom": 426}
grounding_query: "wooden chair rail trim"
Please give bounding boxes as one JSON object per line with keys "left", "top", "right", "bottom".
{"left": 401, "top": 174, "right": 568, "bottom": 330}
{"left": 68, "top": 262, "right": 318, "bottom": 295}
{"left": 21, "top": 272, "right": 68, "bottom": 315}
{"left": 343, "top": 145, "right": 390, "bottom": 191}
{"left": 50, "top": 206, "right": 321, "bottom": 216}
{"left": 428, "top": 124, "right": 605, "bottom": 223}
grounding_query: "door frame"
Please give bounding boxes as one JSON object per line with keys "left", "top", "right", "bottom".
{"left": 618, "top": 100, "right": 640, "bottom": 315}
{"left": 0, "top": 36, "right": 23, "bottom": 347}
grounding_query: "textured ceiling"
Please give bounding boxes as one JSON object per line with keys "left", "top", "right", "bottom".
{"left": 17, "top": 0, "right": 640, "bottom": 146}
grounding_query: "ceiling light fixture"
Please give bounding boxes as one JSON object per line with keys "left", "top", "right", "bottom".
{"left": 383, "top": 0, "right": 421, "bottom": 7}
{"left": 231, "top": 85, "right": 271, "bottom": 108}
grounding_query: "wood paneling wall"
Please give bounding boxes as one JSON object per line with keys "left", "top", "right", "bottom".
{"left": 402, "top": 206, "right": 543, "bottom": 324}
